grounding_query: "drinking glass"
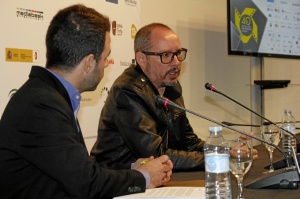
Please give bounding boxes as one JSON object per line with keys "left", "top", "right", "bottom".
{"left": 229, "top": 139, "right": 253, "bottom": 199}
{"left": 260, "top": 123, "right": 281, "bottom": 173}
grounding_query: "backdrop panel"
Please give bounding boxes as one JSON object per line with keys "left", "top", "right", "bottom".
{"left": 0, "top": 0, "right": 140, "bottom": 152}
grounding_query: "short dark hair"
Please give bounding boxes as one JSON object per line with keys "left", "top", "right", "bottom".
{"left": 45, "top": 4, "right": 110, "bottom": 71}
{"left": 134, "top": 23, "right": 172, "bottom": 53}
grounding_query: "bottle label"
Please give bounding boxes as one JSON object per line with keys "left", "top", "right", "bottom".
{"left": 283, "top": 125, "right": 295, "bottom": 134}
{"left": 205, "top": 153, "right": 229, "bottom": 173}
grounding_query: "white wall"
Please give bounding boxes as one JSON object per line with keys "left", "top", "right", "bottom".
{"left": 263, "top": 58, "right": 300, "bottom": 124}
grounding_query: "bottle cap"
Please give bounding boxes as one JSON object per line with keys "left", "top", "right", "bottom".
{"left": 209, "top": 126, "right": 222, "bottom": 135}
{"left": 284, "top": 109, "right": 291, "bottom": 114}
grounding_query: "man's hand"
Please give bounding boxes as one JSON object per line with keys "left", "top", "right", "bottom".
{"left": 239, "top": 132, "right": 258, "bottom": 160}
{"left": 137, "top": 155, "right": 173, "bottom": 188}
{"left": 132, "top": 156, "right": 155, "bottom": 170}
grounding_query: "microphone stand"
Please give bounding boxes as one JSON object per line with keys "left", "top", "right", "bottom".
{"left": 156, "top": 96, "right": 300, "bottom": 189}
{"left": 205, "top": 82, "right": 300, "bottom": 169}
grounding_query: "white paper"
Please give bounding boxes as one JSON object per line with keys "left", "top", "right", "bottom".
{"left": 113, "top": 187, "right": 205, "bottom": 199}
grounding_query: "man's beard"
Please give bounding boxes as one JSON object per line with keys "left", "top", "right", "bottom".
{"left": 161, "top": 67, "right": 179, "bottom": 87}
{"left": 161, "top": 80, "right": 178, "bottom": 87}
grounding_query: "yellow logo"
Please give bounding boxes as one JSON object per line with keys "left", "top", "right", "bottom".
{"left": 5, "top": 48, "right": 39, "bottom": 63}
{"left": 234, "top": 7, "right": 258, "bottom": 44}
{"left": 131, "top": 24, "right": 137, "bottom": 39}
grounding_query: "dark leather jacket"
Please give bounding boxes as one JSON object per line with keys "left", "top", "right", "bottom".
{"left": 91, "top": 64, "right": 205, "bottom": 171}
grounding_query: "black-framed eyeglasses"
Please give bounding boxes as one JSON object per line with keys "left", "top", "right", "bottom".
{"left": 142, "top": 48, "right": 188, "bottom": 64}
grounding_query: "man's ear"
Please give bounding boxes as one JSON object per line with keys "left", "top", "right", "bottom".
{"left": 135, "top": 51, "right": 146, "bottom": 67}
{"left": 84, "top": 54, "right": 95, "bottom": 73}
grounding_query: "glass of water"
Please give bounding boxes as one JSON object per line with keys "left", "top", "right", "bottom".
{"left": 228, "top": 139, "right": 253, "bottom": 199}
{"left": 261, "top": 123, "right": 281, "bottom": 173}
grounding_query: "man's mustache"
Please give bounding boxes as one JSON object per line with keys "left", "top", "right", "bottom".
{"left": 166, "top": 67, "right": 179, "bottom": 75}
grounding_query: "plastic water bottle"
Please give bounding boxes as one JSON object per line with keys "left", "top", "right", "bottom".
{"left": 281, "top": 109, "right": 296, "bottom": 157}
{"left": 204, "top": 126, "right": 232, "bottom": 199}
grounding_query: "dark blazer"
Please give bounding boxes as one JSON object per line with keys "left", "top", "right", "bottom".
{"left": 0, "top": 66, "right": 145, "bottom": 199}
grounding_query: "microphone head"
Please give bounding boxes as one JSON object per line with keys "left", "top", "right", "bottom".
{"left": 204, "top": 82, "right": 219, "bottom": 93}
{"left": 204, "top": 82, "right": 212, "bottom": 90}
{"left": 221, "top": 121, "right": 233, "bottom": 126}
{"left": 155, "top": 95, "right": 168, "bottom": 106}
{"left": 262, "top": 121, "right": 272, "bottom": 125}
{"left": 155, "top": 95, "right": 181, "bottom": 109}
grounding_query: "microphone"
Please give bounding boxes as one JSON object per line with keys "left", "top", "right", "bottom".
{"left": 156, "top": 95, "right": 300, "bottom": 189}
{"left": 222, "top": 121, "right": 300, "bottom": 129}
{"left": 205, "top": 82, "right": 300, "bottom": 170}
{"left": 205, "top": 82, "right": 300, "bottom": 144}
{"left": 204, "top": 82, "right": 221, "bottom": 93}
{"left": 221, "top": 121, "right": 261, "bottom": 127}
{"left": 156, "top": 95, "right": 289, "bottom": 165}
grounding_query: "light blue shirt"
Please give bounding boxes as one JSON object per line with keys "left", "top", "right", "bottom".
{"left": 46, "top": 68, "right": 81, "bottom": 121}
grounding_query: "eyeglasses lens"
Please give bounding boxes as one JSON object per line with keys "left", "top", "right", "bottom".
{"left": 162, "top": 50, "right": 186, "bottom": 64}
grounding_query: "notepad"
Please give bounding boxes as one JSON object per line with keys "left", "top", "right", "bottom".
{"left": 113, "top": 187, "right": 205, "bottom": 199}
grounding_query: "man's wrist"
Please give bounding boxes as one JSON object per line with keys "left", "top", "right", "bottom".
{"left": 135, "top": 168, "right": 150, "bottom": 187}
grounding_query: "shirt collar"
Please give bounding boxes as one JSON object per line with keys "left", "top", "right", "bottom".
{"left": 45, "top": 68, "right": 81, "bottom": 118}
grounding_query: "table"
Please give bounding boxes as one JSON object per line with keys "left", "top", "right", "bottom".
{"left": 166, "top": 144, "right": 300, "bottom": 199}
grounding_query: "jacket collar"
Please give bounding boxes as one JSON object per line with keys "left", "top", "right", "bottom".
{"left": 133, "top": 64, "right": 182, "bottom": 101}
{"left": 29, "top": 65, "right": 73, "bottom": 111}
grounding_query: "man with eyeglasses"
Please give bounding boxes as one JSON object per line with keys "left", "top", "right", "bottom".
{"left": 91, "top": 23, "right": 205, "bottom": 171}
